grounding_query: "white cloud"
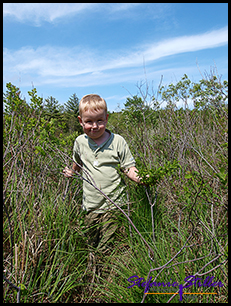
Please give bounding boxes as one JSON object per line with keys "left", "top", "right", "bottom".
{"left": 3, "top": 3, "right": 142, "bottom": 25}
{"left": 104, "top": 26, "right": 228, "bottom": 70}
{"left": 3, "top": 3, "right": 99, "bottom": 25}
{"left": 3, "top": 3, "right": 173, "bottom": 27}
{"left": 143, "top": 27, "right": 228, "bottom": 62}
{"left": 3, "top": 27, "right": 228, "bottom": 87}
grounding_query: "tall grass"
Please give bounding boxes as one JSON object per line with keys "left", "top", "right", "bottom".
{"left": 3, "top": 143, "right": 88, "bottom": 302}
{"left": 3, "top": 72, "right": 228, "bottom": 302}
{"left": 3, "top": 108, "right": 90, "bottom": 302}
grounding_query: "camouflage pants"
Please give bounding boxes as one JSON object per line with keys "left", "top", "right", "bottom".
{"left": 84, "top": 209, "right": 121, "bottom": 254}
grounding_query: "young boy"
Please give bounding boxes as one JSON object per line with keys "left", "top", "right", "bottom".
{"left": 63, "top": 94, "right": 142, "bottom": 254}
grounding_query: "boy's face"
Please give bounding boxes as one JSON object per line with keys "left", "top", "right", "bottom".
{"left": 78, "top": 109, "right": 109, "bottom": 141}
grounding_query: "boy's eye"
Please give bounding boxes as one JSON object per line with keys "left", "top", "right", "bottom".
{"left": 84, "top": 119, "right": 105, "bottom": 126}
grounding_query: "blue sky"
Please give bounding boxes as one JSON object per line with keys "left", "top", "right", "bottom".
{"left": 3, "top": 3, "right": 228, "bottom": 111}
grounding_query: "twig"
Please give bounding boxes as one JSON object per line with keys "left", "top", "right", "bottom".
{"left": 144, "top": 186, "right": 158, "bottom": 243}
{"left": 3, "top": 274, "right": 21, "bottom": 303}
{"left": 3, "top": 200, "right": 14, "bottom": 273}
{"left": 190, "top": 146, "right": 216, "bottom": 173}
{"left": 62, "top": 179, "right": 70, "bottom": 202}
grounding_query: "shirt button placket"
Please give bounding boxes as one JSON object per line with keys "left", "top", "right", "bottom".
{"left": 93, "top": 152, "right": 98, "bottom": 167}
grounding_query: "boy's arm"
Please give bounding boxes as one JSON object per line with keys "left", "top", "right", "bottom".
{"left": 63, "top": 162, "right": 81, "bottom": 178}
{"left": 124, "top": 166, "right": 143, "bottom": 184}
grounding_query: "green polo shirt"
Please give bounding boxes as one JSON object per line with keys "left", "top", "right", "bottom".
{"left": 73, "top": 129, "right": 136, "bottom": 213}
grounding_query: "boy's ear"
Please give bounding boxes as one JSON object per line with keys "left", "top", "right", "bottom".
{"left": 78, "top": 115, "right": 83, "bottom": 127}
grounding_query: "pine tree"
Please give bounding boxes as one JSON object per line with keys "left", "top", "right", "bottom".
{"left": 43, "top": 96, "right": 61, "bottom": 120}
{"left": 64, "top": 93, "right": 81, "bottom": 134}
{"left": 64, "top": 93, "right": 79, "bottom": 117}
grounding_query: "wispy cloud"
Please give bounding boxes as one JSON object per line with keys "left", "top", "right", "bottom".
{"left": 144, "top": 27, "right": 228, "bottom": 62}
{"left": 3, "top": 3, "right": 101, "bottom": 25}
{"left": 3, "top": 26, "right": 228, "bottom": 87}
{"left": 3, "top": 3, "right": 142, "bottom": 25}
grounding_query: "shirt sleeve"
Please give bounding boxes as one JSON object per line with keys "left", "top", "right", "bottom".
{"left": 73, "top": 138, "right": 82, "bottom": 166}
{"left": 117, "top": 136, "right": 136, "bottom": 170}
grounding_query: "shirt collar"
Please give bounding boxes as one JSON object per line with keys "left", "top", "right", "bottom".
{"left": 87, "top": 129, "right": 113, "bottom": 150}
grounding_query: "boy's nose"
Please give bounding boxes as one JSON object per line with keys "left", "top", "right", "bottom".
{"left": 92, "top": 122, "right": 98, "bottom": 127}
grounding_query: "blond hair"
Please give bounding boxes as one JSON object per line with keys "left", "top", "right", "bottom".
{"left": 79, "top": 94, "right": 107, "bottom": 117}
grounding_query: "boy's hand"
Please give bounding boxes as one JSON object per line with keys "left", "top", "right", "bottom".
{"left": 63, "top": 166, "right": 74, "bottom": 178}
{"left": 124, "top": 166, "right": 149, "bottom": 185}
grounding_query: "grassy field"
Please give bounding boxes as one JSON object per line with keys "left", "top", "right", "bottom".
{"left": 3, "top": 73, "right": 228, "bottom": 303}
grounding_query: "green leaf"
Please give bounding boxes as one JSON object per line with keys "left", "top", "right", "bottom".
{"left": 17, "top": 283, "right": 27, "bottom": 297}
{"left": 219, "top": 167, "right": 226, "bottom": 174}
{"left": 34, "top": 146, "right": 46, "bottom": 156}
{"left": 185, "top": 174, "right": 192, "bottom": 179}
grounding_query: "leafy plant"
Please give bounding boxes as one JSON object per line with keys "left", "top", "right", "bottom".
{"left": 138, "top": 160, "right": 181, "bottom": 186}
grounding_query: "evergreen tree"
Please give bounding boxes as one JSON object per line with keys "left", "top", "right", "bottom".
{"left": 3, "top": 82, "right": 29, "bottom": 116}
{"left": 64, "top": 93, "right": 82, "bottom": 133}
{"left": 43, "top": 96, "right": 60, "bottom": 120}
{"left": 64, "top": 93, "right": 79, "bottom": 117}
{"left": 64, "top": 93, "right": 81, "bottom": 134}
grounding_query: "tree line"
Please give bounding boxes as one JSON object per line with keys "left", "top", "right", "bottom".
{"left": 3, "top": 83, "right": 82, "bottom": 138}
